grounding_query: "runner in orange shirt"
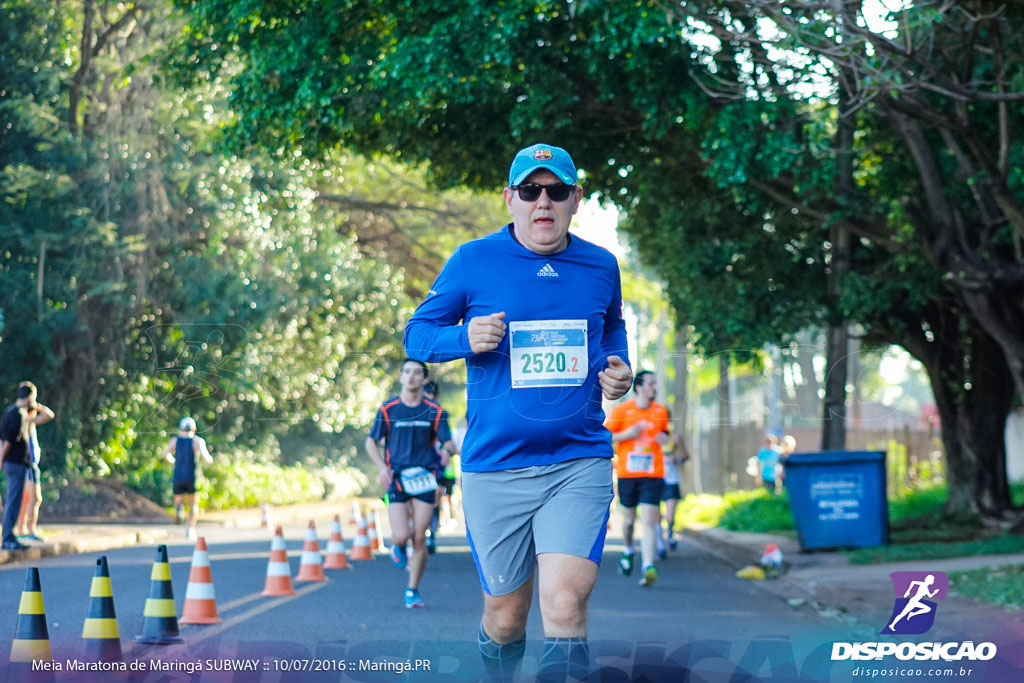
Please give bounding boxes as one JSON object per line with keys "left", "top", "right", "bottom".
{"left": 604, "top": 370, "right": 671, "bottom": 587}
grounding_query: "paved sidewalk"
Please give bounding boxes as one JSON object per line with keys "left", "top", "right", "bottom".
{"left": 0, "top": 525, "right": 172, "bottom": 565}
{"left": 685, "top": 525, "right": 1024, "bottom": 634}
{"left": 0, "top": 499, "right": 384, "bottom": 565}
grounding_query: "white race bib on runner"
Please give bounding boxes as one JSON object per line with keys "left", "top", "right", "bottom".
{"left": 509, "top": 319, "right": 588, "bottom": 388}
{"left": 626, "top": 452, "right": 655, "bottom": 474}
{"left": 399, "top": 467, "right": 437, "bottom": 495}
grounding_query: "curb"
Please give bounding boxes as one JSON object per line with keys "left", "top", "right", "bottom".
{"left": 0, "top": 528, "right": 170, "bottom": 565}
{"left": 683, "top": 525, "right": 1024, "bottom": 630}
{"left": 201, "top": 499, "right": 384, "bottom": 529}
{"left": 43, "top": 516, "right": 174, "bottom": 525}
{"left": 0, "top": 500, "right": 380, "bottom": 566}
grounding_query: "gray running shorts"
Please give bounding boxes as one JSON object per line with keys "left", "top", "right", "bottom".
{"left": 462, "top": 457, "right": 614, "bottom": 596}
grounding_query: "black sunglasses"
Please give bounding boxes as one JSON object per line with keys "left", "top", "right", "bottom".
{"left": 513, "top": 182, "right": 576, "bottom": 202}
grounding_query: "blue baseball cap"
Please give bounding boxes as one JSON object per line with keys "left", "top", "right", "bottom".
{"left": 508, "top": 143, "right": 578, "bottom": 186}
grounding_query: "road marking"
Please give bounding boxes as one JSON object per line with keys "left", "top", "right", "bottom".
{"left": 180, "top": 581, "right": 330, "bottom": 646}
{"left": 217, "top": 591, "right": 267, "bottom": 613}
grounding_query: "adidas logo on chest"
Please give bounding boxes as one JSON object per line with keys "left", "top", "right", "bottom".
{"left": 537, "top": 263, "right": 559, "bottom": 278}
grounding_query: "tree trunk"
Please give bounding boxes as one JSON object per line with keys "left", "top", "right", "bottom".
{"left": 820, "top": 317, "right": 849, "bottom": 450}
{"left": 821, "top": 0, "right": 856, "bottom": 451}
{"left": 68, "top": 0, "right": 96, "bottom": 135}
{"left": 36, "top": 240, "right": 46, "bottom": 322}
{"left": 717, "top": 354, "right": 731, "bottom": 492}
{"left": 673, "top": 320, "right": 699, "bottom": 494}
{"left": 900, "top": 306, "right": 1015, "bottom": 519}
{"left": 956, "top": 282, "right": 1024, "bottom": 406}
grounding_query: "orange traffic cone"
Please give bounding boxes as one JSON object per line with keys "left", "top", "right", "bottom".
{"left": 261, "top": 527, "right": 296, "bottom": 596}
{"left": 179, "top": 538, "right": 221, "bottom": 624}
{"left": 368, "top": 509, "right": 381, "bottom": 551}
{"left": 295, "top": 521, "right": 327, "bottom": 582}
{"left": 349, "top": 512, "right": 373, "bottom": 561}
{"left": 324, "top": 515, "right": 352, "bottom": 569}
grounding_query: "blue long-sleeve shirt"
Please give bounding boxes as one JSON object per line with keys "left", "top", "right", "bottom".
{"left": 404, "top": 224, "right": 629, "bottom": 472}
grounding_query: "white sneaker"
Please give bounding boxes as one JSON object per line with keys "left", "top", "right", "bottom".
{"left": 185, "top": 527, "right": 197, "bottom": 540}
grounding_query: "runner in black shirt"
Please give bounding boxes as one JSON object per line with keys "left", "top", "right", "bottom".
{"left": 365, "top": 359, "right": 454, "bottom": 608}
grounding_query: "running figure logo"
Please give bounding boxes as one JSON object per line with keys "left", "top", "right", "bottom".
{"left": 881, "top": 571, "right": 949, "bottom": 635}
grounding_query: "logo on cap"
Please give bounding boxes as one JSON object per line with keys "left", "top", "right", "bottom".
{"left": 534, "top": 149, "right": 553, "bottom": 161}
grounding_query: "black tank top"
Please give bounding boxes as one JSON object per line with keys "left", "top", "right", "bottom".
{"left": 173, "top": 436, "right": 196, "bottom": 482}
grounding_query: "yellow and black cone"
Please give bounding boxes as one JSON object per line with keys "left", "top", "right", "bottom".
{"left": 82, "top": 556, "right": 122, "bottom": 661}
{"left": 9, "top": 567, "right": 52, "bottom": 662}
{"left": 134, "top": 545, "right": 181, "bottom": 645}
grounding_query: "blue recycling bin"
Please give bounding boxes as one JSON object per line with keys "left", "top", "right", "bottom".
{"left": 783, "top": 450, "right": 889, "bottom": 550}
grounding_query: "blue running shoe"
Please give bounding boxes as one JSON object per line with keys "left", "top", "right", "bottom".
{"left": 391, "top": 544, "right": 408, "bottom": 569}
{"left": 668, "top": 537, "right": 678, "bottom": 552}
{"left": 404, "top": 588, "right": 424, "bottom": 608}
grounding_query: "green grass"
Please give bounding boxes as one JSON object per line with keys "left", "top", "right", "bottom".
{"left": 675, "top": 488, "right": 794, "bottom": 534}
{"left": 845, "top": 535, "right": 1024, "bottom": 565}
{"left": 677, "top": 482, "right": 1024, "bottom": 565}
{"left": 674, "top": 493, "right": 732, "bottom": 527}
{"left": 888, "top": 484, "right": 949, "bottom": 521}
{"left": 950, "top": 565, "right": 1024, "bottom": 611}
{"left": 718, "top": 491, "right": 795, "bottom": 535}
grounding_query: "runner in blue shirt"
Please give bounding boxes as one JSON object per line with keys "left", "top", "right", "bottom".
{"left": 365, "top": 359, "right": 455, "bottom": 608}
{"left": 404, "top": 144, "right": 633, "bottom": 681}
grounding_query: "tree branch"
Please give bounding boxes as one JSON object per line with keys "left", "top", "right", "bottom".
{"left": 750, "top": 178, "right": 900, "bottom": 252}
{"left": 991, "top": 16, "right": 1010, "bottom": 174}
{"left": 91, "top": 3, "right": 142, "bottom": 58}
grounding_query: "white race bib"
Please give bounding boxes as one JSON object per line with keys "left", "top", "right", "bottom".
{"left": 626, "top": 452, "right": 655, "bottom": 474}
{"left": 509, "top": 319, "right": 588, "bottom": 389}
{"left": 399, "top": 467, "right": 438, "bottom": 495}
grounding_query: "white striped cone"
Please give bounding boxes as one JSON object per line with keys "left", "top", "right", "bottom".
{"left": 349, "top": 513, "right": 373, "bottom": 561}
{"left": 376, "top": 510, "right": 389, "bottom": 551}
{"left": 349, "top": 499, "right": 361, "bottom": 525}
{"left": 180, "top": 538, "right": 221, "bottom": 624}
{"left": 262, "top": 527, "right": 296, "bottom": 596}
{"left": 323, "top": 516, "right": 351, "bottom": 570}
{"left": 295, "top": 521, "right": 327, "bottom": 582}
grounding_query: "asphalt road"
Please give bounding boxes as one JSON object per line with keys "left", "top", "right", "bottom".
{"left": 0, "top": 518, "right": 875, "bottom": 681}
